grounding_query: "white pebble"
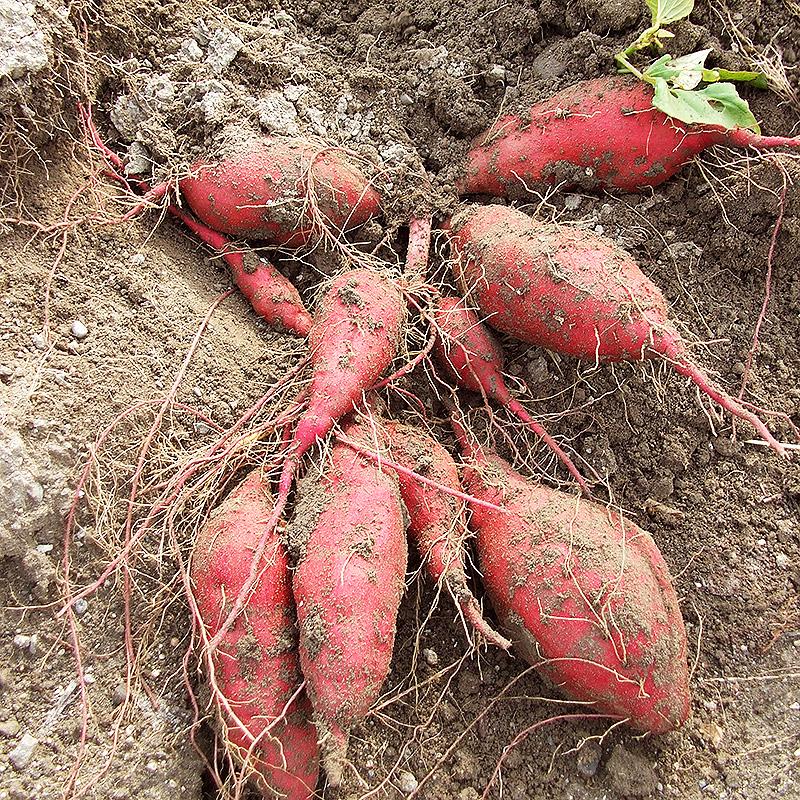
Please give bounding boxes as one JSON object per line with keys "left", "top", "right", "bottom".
{"left": 9, "top": 733, "right": 38, "bottom": 770}
{"left": 397, "top": 770, "right": 419, "bottom": 794}
{"left": 70, "top": 320, "right": 88, "bottom": 340}
{"left": 74, "top": 598, "right": 89, "bottom": 616}
{"left": 32, "top": 332, "right": 47, "bottom": 350}
{"left": 36, "top": 543, "right": 53, "bottom": 553}
{"left": 775, "top": 553, "right": 790, "bottom": 568}
{"left": 422, "top": 648, "right": 438, "bottom": 666}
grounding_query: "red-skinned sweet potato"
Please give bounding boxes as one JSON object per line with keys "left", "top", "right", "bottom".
{"left": 452, "top": 423, "right": 691, "bottom": 734}
{"left": 432, "top": 296, "right": 591, "bottom": 494}
{"left": 180, "top": 137, "right": 381, "bottom": 246}
{"left": 384, "top": 420, "right": 510, "bottom": 650}
{"left": 459, "top": 76, "right": 800, "bottom": 196}
{"left": 190, "top": 470, "right": 319, "bottom": 799}
{"left": 287, "top": 419, "right": 407, "bottom": 787}
{"left": 449, "top": 203, "right": 788, "bottom": 456}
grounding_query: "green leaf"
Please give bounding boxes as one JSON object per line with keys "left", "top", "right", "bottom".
{"left": 646, "top": 49, "right": 709, "bottom": 89}
{"left": 702, "top": 68, "right": 768, "bottom": 89}
{"left": 652, "top": 78, "right": 761, "bottom": 132}
{"left": 646, "top": 0, "right": 694, "bottom": 25}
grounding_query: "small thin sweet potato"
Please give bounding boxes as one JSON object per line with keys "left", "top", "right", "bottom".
{"left": 385, "top": 420, "right": 510, "bottom": 650}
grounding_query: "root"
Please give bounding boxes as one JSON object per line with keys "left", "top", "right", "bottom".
{"left": 737, "top": 161, "right": 788, "bottom": 402}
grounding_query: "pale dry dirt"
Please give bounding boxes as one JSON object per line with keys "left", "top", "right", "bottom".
{"left": 1, "top": 1, "right": 799, "bottom": 799}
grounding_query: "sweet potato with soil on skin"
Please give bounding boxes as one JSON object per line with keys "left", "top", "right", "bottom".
{"left": 459, "top": 75, "right": 800, "bottom": 196}
{"left": 179, "top": 136, "right": 381, "bottom": 247}
{"left": 287, "top": 419, "right": 407, "bottom": 787}
{"left": 175, "top": 208, "right": 313, "bottom": 336}
{"left": 384, "top": 420, "right": 511, "bottom": 650}
{"left": 190, "top": 470, "right": 319, "bottom": 799}
{"left": 432, "top": 296, "right": 591, "bottom": 495}
{"left": 449, "top": 203, "right": 789, "bottom": 456}
{"left": 452, "top": 423, "right": 691, "bottom": 734}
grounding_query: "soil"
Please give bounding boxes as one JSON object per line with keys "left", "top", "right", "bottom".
{"left": 1, "top": 1, "right": 799, "bottom": 800}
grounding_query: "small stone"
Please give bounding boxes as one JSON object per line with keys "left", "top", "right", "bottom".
{"left": 789, "top": 702, "right": 800, "bottom": 711}
{"left": 699, "top": 721, "right": 724, "bottom": 748}
{"left": 9, "top": 733, "right": 38, "bottom": 770}
{"left": 205, "top": 28, "right": 244, "bottom": 74}
{"left": 12, "top": 634, "right": 31, "bottom": 651}
{"left": 397, "top": 770, "right": 418, "bottom": 794}
{"left": 0, "top": 364, "right": 13, "bottom": 382}
{"left": 422, "top": 648, "right": 439, "bottom": 666}
{"left": 111, "top": 684, "right": 128, "bottom": 707}
{"left": 32, "top": 332, "right": 47, "bottom": 350}
{"left": 145, "top": 760, "right": 159, "bottom": 773}
{"left": 73, "top": 598, "right": 89, "bottom": 616}
{"left": 36, "top": 543, "right": 53, "bottom": 553}
{"left": 70, "top": 320, "right": 88, "bottom": 340}
{"left": 125, "top": 141, "right": 151, "bottom": 176}
{"left": 0, "top": 718, "right": 21, "bottom": 737}
{"left": 775, "top": 553, "right": 790, "bottom": 568}
{"left": 399, "top": 93, "right": 414, "bottom": 105}
{"left": 576, "top": 739, "right": 602, "bottom": 778}
{"left": 180, "top": 38, "right": 203, "bottom": 61}
{"left": 485, "top": 64, "right": 506, "bottom": 87}
{"left": 564, "top": 194, "right": 582, "bottom": 211}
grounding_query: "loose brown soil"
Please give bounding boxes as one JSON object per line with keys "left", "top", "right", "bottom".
{"left": 1, "top": 1, "right": 798, "bottom": 799}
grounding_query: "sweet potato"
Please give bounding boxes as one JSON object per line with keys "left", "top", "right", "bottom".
{"left": 459, "top": 76, "right": 800, "bottom": 196}
{"left": 180, "top": 137, "right": 381, "bottom": 246}
{"left": 287, "top": 419, "right": 407, "bottom": 786}
{"left": 190, "top": 470, "right": 319, "bottom": 799}
{"left": 452, "top": 422, "right": 691, "bottom": 734}
{"left": 175, "top": 208, "right": 313, "bottom": 336}
{"left": 449, "top": 203, "right": 788, "bottom": 456}
{"left": 384, "top": 420, "right": 510, "bottom": 650}
{"left": 432, "top": 296, "right": 590, "bottom": 494}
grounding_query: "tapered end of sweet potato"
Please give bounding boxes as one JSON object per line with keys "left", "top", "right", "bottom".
{"left": 318, "top": 722, "right": 349, "bottom": 788}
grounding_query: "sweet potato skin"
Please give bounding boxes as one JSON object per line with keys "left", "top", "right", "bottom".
{"left": 462, "top": 451, "right": 690, "bottom": 734}
{"left": 190, "top": 471, "right": 319, "bottom": 799}
{"left": 459, "top": 76, "right": 722, "bottom": 196}
{"left": 180, "top": 137, "right": 381, "bottom": 246}
{"left": 288, "top": 421, "right": 407, "bottom": 787}
{"left": 293, "top": 268, "right": 406, "bottom": 455}
{"left": 385, "top": 420, "right": 510, "bottom": 649}
{"left": 450, "top": 204, "right": 673, "bottom": 363}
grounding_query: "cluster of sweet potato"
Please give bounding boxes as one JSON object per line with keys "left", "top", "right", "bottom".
{"left": 88, "top": 74, "right": 797, "bottom": 797}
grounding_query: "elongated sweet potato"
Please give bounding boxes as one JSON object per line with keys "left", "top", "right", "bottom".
{"left": 459, "top": 76, "right": 800, "bottom": 196}
{"left": 384, "top": 420, "right": 510, "bottom": 649}
{"left": 432, "top": 296, "right": 590, "bottom": 494}
{"left": 449, "top": 203, "right": 788, "bottom": 456}
{"left": 190, "top": 470, "right": 319, "bottom": 799}
{"left": 287, "top": 419, "right": 407, "bottom": 787}
{"left": 180, "top": 137, "right": 381, "bottom": 246}
{"left": 453, "top": 424, "right": 690, "bottom": 733}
